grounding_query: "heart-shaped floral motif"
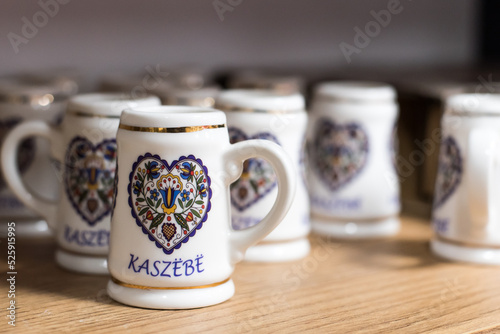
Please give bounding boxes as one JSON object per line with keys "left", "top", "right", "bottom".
{"left": 64, "top": 137, "right": 117, "bottom": 226}
{"left": 228, "top": 127, "right": 280, "bottom": 212}
{"left": 433, "top": 136, "right": 462, "bottom": 208}
{"left": 128, "top": 153, "right": 211, "bottom": 254}
{"left": 0, "top": 118, "right": 35, "bottom": 189}
{"left": 309, "top": 119, "right": 369, "bottom": 191}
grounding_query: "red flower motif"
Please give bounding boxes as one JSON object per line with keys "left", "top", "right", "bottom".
{"left": 186, "top": 212, "right": 194, "bottom": 222}
{"left": 146, "top": 210, "right": 154, "bottom": 220}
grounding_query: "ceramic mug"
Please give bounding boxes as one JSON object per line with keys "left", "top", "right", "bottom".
{"left": 431, "top": 94, "right": 500, "bottom": 265}
{"left": 307, "top": 81, "right": 401, "bottom": 238}
{"left": 107, "top": 106, "right": 295, "bottom": 309}
{"left": 0, "top": 79, "right": 72, "bottom": 236}
{"left": 216, "top": 89, "right": 310, "bottom": 262}
{"left": 1, "top": 93, "right": 161, "bottom": 274}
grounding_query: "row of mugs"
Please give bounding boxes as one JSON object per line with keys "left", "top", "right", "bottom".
{"left": 1, "top": 93, "right": 298, "bottom": 309}
{"left": 0, "top": 82, "right": 400, "bottom": 309}
{"left": 1, "top": 81, "right": 499, "bottom": 309}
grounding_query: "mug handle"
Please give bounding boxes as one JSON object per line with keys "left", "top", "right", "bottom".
{"left": 223, "top": 139, "right": 296, "bottom": 263}
{"left": 1, "top": 120, "right": 61, "bottom": 229}
{"left": 467, "top": 129, "right": 500, "bottom": 236}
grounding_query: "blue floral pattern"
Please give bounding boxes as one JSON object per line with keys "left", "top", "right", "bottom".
{"left": 64, "top": 136, "right": 117, "bottom": 226}
{"left": 433, "top": 136, "right": 462, "bottom": 208}
{"left": 128, "top": 153, "right": 211, "bottom": 254}
{"left": 228, "top": 127, "right": 280, "bottom": 212}
{"left": 309, "top": 119, "right": 369, "bottom": 191}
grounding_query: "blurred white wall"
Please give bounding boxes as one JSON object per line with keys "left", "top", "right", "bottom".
{"left": 0, "top": 0, "right": 477, "bottom": 82}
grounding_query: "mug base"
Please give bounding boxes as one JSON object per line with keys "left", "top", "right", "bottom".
{"left": 106, "top": 278, "right": 235, "bottom": 309}
{"left": 431, "top": 238, "right": 500, "bottom": 265}
{"left": 244, "top": 238, "right": 310, "bottom": 262}
{"left": 311, "top": 215, "right": 400, "bottom": 238}
{"left": 55, "top": 249, "right": 108, "bottom": 275}
{"left": 1, "top": 217, "right": 51, "bottom": 238}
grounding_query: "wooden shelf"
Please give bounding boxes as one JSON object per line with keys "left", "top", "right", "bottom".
{"left": 2, "top": 216, "right": 500, "bottom": 333}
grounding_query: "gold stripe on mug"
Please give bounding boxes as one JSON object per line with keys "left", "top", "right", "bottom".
{"left": 119, "top": 123, "right": 226, "bottom": 133}
{"left": 67, "top": 110, "right": 121, "bottom": 118}
{"left": 111, "top": 276, "right": 231, "bottom": 290}
{"left": 435, "top": 235, "right": 500, "bottom": 250}
{"left": 215, "top": 104, "right": 302, "bottom": 114}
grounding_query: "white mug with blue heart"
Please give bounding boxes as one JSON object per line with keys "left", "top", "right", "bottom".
{"left": 107, "top": 106, "right": 295, "bottom": 309}
{"left": 216, "top": 89, "right": 310, "bottom": 262}
{"left": 1, "top": 93, "right": 161, "bottom": 274}
{"left": 431, "top": 94, "right": 500, "bottom": 265}
{"left": 0, "top": 79, "right": 73, "bottom": 237}
{"left": 307, "top": 81, "right": 401, "bottom": 238}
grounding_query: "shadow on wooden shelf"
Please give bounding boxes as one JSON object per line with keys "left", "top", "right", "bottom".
{"left": 311, "top": 236, "right": 442, "bottom": 270}
{"left": 2, "top": 236, "right": 115, "bottom": 307}
{"left": 1, "top": 216, "right": 499, "bottom": 333}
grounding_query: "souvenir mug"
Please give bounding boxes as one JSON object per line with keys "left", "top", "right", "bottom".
{"left": 1, "top": 93, "right": 161, "bottom": 274}
{"left": 431, "top": 94, "right": 500, "bottom": 265}
{"left": 107, "top": 106, "right": 296, "bottom": 309}
{"left": 307, "top": 81, "right": 400, "bottom": 238}
{"left": 0, "top": 79, "right": 72, "bottom": 236}
{"left": 216, "top": 89, "right": 310, "bottom": 261}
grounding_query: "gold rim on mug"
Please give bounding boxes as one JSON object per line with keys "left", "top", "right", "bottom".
{"left": 119, "top": 124, "right": 226, "bottom": 133}
{"left": 110, "top": 276, "right": 231, "bottom": 290}
{"left": 215, "top": 104, "right": 302, "bottom": 114}
{"left": 435, "top": 235, "right": 500, "bottom": 249}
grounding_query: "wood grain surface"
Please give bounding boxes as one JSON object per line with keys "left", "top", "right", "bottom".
{"left": 1, "top": 216, "right": 499, "bottom": 333}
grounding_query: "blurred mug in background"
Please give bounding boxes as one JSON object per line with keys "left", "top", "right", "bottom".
{"left": 431, "top": 94, "right": 500, "bottom": 265}
{"left": 1, "top": 93, "right": 161, "bottom": 273}
{"left": 217, "top": 89, "right": 310, "bottom": 262}
{"left": 0, "top": 78, "right": 74, "bottom": 236}
{"left": 307, "top": 81, "right": 400, "bottom": 238}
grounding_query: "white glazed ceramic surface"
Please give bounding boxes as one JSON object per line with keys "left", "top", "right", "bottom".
{"left": 307, "top": 82, "right": 401, "bottom": 238}
{"left": 1, "top": 93, "right": 160, "bottom": 273}
{"left": 107, "top": 106, "right": 296, "bottom": 309}
{"left": 0, "top": 81, "right": 71, "bottom": 236}
{"left": 217, "top": 89, "right": 310, "bottom": 262}
{"left": 431, "top": 94, "right": 500, "bottom": 265}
